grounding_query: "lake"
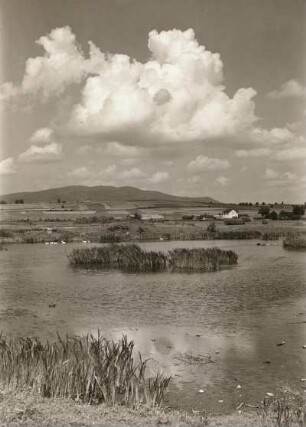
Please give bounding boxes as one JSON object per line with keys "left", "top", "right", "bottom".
{"left": 0, "top": 240, "right": 305, "bottom": 414}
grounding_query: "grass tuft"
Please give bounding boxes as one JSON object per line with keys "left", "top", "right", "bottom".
{"left": 263, "top": 388, "right": 306, "bottom": 427}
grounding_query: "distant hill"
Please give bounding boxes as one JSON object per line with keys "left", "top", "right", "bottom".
{"left": 0, "top": 185, "right": 220, "bottom": 206}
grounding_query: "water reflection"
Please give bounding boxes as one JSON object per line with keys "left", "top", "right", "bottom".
{"left": 0, "top": 241, "right": 305, "bottom": 413}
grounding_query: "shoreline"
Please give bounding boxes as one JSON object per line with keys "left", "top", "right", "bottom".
{"left": 0, "top": 390, "right": 277, "bottom": 427}
{"left": 1, "top": 218, "right": 304, "bottom": 245}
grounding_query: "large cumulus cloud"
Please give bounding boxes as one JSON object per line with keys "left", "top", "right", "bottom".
{"left": 1, "top": 27, "right": 258, "bottom": 146}
{"left": 0, "top": 26, "right": 104, "bottom": 101}
{"left": 64, "top": 28, "right": 258, "bottom": 144}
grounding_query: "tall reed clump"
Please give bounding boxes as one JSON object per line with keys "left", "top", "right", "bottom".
{"left": 168, "top": 247, "right": 238, "bottom": 271}
{"left": 68, "top": 244, "right": 168, "bottom": 271}
{"left": 0, "top": 334, "right": 170, "bottom": 406}
{"left": 263, "top": 388, "right": 306, "bottom": 427}
{"left": 68, "top": 244, "right": 238, "bottom": 271}
{"left": 283, "top": 234, "right": 306, "bottom": 249}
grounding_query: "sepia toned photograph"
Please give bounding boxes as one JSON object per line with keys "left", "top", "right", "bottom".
{"left": 0, "top": 0, "right": 305, "bottom": 425}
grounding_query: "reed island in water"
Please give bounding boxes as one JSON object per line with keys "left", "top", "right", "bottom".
{"left": 68, "top": 243, "right": 238, "bottom": 271}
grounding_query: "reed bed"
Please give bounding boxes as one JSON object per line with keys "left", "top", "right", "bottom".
{"left": 168, "top": 247, "right": 238, "bottom": 271}
{"left": 68, "top": 244, "right": 238, "bottom": 271}
{"left": 283, "top": 234, "right": 306, "bottom": 249}
{"left": 0, "top": 334, "right": 170, "bottom": 406}
{"left": 69, "top": 244, "right": 167, "bottom": 270}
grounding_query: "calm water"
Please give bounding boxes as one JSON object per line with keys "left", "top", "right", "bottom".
{"left": 0, "top": 240, "right": 306, "bottom": 413}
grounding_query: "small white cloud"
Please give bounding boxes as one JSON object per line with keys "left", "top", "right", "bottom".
{"left": 187, "top": 175, "right": 200, "bottom": 184}
{"left": 188, "top": 155, "right": 230, "bottom": 172}
{"left": 120, "top": 158, "right": 138, "bottom": 166}
{"left": 216, "top": 175, "right": 229, "bottom": 186}
{"left": 268, "top": 79, "right": 306, "bottom": 99}
{"left": 67, "top": 167, "right": 90, "bottom": 179}
{"left": 249, "top": 127, "right": 293, "bottom": 145}
{"left": 30, "top": 127, "right": 54, "bottom": 144}
{"left": 276, "top": 147, "right": 306, "bottom": 161}
{"left": 106, "top": 142, "right": 141, "bottom": 158}
{"left": 0, "top": 157, "right": 16, "bottom": 175}
{"left": 283, "top": 171, "right": 297, "bottom": 181}
{"left": 235, "top": 148, "right": 271, "bottom": 158}
{"left": 119, "top": 168, "right": 146, "bottom": 179}
{"left": 103, "top": 164, "right": 118, "bottom": 176}
{"left": 265, "top": 168, "right": 298, "bottom": 186}
{"left": 265, "top": 168, "right": 279, "bottom": 179}
{"left": 149, "top": 171, "right": 170, "bottom": 184}
{"left": 18, "top": 142, "right": 63, "bottom": 163}
{"left": 0, "top": 82, "right": 20, "bottom": 101}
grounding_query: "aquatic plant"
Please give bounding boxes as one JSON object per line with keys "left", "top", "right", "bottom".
{"left": 69, "top": 244, "right": 167, "bottom": 270}
{"left": 68, "top": 244, "right": 238, "bottom": 271}
{"left": 263, "top": 388, "right": 306, "bottom": 427}
{"left": 0, "top": 334, "right": 170, "bottom": 406}
{"left": 168, "top": 247, "right": 238, "bottom": 271}
{"left": 283, "top": 234, "right": 306, "bottom": 249}
{"left": 215, "top": 230, "right": 262, "bottom": 240}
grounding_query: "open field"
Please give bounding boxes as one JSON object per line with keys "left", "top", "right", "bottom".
{"left": 0, "top": 202, "right": 305, "bottom": 244}
{"left": 1, "top": 217, "right": 305, "bottom": 244}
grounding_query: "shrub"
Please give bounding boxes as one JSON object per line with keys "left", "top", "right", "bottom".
{"left": 207, "top": 222, "right": 216, "bottom": 233}
{"left": 108, "top": 225, "right": 130, "bottom": 231}
{"left": 292, "top": 205, "right": 305, "bottom": 217}
{"left": 0, "top": 229, "right": 13, "bottom": 238}
{"left": 224, "top": 219, "right": 245, "bottom": 225}
{"left": 99, "top": 234, "right": 122, "bottom": 243}
{"left": 269, "top": 211, "right": 278, "bottom": 220}
{"left": 258, "top": 206, "right": 270, "bottom": 218}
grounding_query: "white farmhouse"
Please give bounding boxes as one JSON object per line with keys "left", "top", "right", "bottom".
{"left": 221, "top": 209, "right": 239, "bottom": 219}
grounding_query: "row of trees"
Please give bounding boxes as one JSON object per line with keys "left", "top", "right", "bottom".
{"left": 0, "top": 199, "right": 24, "bottom": 204}
{"left": 239, "top": 201, "right": 287, "bottom": 207}
{"left": 258, "top": 205, "right": 305, "bottom": 220}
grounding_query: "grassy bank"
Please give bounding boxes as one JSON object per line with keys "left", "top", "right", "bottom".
{"left": 68, "top": 244, "right": 238, "bottom": 271}
{"left": 0, "top": 388, "right": 304, "bottom": 427}
{"left": 0, "top": 390, "right": 246, "bottom": 426}
{"left": 0, "top": 334, "right": 170, "bottom": 406}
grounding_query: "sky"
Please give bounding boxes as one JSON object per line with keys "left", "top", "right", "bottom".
{"left": 0, "top": 0, "right": 305, "bottom": 203}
